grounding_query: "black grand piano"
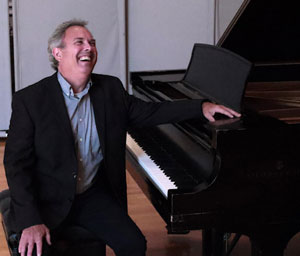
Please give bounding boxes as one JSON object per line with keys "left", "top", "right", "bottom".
{"left": 125, "top": 1, "right": 300, "bottom": 255}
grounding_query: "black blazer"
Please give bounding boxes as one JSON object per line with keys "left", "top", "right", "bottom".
{"left": 4, "top": 73, "right": 206, "bottom": 233}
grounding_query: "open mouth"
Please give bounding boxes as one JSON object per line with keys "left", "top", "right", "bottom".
{"left": 79, "top": 56, "right": 91, "bottom": 62}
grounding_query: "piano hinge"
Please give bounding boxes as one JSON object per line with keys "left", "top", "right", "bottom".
{"left": 170, "top": 214, "right": 184, "bottom": 223}
{"left": 168, "top": 216, "right": 190, "bottom": 234}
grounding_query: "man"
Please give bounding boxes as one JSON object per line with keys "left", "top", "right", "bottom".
{"left": 4, "top": 19, "right": 240, "bottom": 256}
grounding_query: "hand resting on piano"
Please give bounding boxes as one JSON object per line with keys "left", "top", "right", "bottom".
{"left": 202, "top": 102, "right": 241, "bottom": 122}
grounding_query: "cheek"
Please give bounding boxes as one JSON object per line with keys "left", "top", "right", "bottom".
{"left": 69, "top": 53, "right": 79, "bottom": 63}
{"left": 93, "top": 51, "right": 98, "bottom": 61}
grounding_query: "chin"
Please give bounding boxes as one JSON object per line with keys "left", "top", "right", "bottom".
{"left": 79, "top": 66, "right": 94, "bottom": 75}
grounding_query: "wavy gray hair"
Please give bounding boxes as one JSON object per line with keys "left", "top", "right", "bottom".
{"left": 48, "top": 19, "right": 88, "bottom": 70}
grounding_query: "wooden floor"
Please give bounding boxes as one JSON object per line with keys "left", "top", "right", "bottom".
{"left": 0, "top": 140, "right": 300, "bottom": 255}
{"left": 0, "top": 140, "right": 9, "bottom": 256}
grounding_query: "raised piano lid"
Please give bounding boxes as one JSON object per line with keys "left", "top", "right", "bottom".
{"left": 217, "top": 0, "right": 300, "bottom": 82}
{"left": 217, "top": 0, "right": 300, "bottom": 124}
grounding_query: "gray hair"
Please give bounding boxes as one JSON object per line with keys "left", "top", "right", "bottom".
{"left": 48, "top": 19, "right": 88, "bottom": 70}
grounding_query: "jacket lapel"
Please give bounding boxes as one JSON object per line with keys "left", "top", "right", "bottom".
{"left": 89, "top": 78, "right": 106, "bottom": 157}
{"left": 46, "top": 73, "right": 75, "bottom": 147}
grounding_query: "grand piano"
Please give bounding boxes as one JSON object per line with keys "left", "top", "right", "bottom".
{"left": 125, "top": 1, "right": 300, "bottom": 255}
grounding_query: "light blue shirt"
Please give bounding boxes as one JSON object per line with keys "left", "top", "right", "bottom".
{"left": 58, "top": 72, "right": 103, "bottom": 194}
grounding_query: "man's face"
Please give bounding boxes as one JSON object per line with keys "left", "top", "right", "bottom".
{"left": 54, "top": 26, "right": 98, "bottom": 76}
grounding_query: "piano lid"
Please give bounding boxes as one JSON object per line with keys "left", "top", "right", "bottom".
{"left": 218, "top": 0, "right": 300, "bottom": 67}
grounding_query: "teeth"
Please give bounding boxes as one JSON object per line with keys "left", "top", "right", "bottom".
{"left": 79, "top": 56, "right": 91, "bottom": 61}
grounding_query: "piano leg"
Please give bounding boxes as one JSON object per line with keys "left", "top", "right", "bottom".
{"left": 202, "top": 229, "right": 242, "bottom": 256}
{"left": 202, "top": 229, "right": 226, "bottom": 256}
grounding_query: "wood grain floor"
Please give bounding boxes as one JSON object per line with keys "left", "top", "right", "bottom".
{"left": 0, "top": 140, "right": 9, "bottom": 256}
{"left": 0, "top": 140, "right": 300, "bottom": 255}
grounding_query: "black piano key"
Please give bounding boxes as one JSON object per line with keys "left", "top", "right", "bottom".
{"left": 128, "top": 127, "right": 203, "bottom": 189}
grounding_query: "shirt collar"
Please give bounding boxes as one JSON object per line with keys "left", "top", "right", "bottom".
{"left": 57, "top": 72, "right": 92, "bottom": 99}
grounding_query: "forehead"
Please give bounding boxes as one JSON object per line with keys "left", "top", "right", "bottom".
{"left": 64, "top": 26, "right": 94, "bottom": 41}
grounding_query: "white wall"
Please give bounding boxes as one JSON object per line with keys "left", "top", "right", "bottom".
{"left": 128, "top": 0, "right": 244, "bottom": 73}
{"left": 0, "top": 0, "right": 12, "bottom": 131}
{"left": 13, "top": 0, "right": 126, "bottom": 90}
{"left": 128, "top": 0, "right": 215, "bottom": 72}
{"left": 216, "top": 0, "right": 245, "bottom": 41}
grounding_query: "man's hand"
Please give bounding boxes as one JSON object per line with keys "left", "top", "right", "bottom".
{"left": 202, "top": 102, "right": 241, "bottom": 122}
{"left": 19, "top": 224, "right": 51, "bottom": 256}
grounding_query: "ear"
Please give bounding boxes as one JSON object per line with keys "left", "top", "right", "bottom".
{"left": 52, "top": 48, "right": 62, "bottom": 62}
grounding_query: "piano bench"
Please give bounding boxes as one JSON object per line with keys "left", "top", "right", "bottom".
{"left": 0, "top": 190, "right": 106, "bottom": 256}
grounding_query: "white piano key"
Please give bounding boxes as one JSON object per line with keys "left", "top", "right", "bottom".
{"left": 126, "top": 134, "right": 177, "bottom": 198}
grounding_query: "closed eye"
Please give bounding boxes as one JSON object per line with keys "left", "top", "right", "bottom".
{"left": 89, "top": 39, "right": 96, "bottom": 47}
{"left": 74, "top": 40, "right": 83, "bottom": 45}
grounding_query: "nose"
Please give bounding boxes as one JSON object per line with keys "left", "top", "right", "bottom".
{"left": 84, "top": 42, "right": 92, "bottom": 51}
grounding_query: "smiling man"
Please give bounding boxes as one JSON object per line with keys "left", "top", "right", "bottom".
{"left": 4, "top": 19, "right": 240, "bottom": 256}
{"left": 51, "top": 25, "right": 97, "bottom": 92}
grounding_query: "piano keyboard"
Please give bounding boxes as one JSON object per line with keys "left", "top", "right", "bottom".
{"left": 127, "top": 134, "right": 177, "bottom": 198}
{"left": 126, "top": 127, "right": 203, "bottom": 198}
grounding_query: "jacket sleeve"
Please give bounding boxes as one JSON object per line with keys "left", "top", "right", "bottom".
{"left": 121, "top": 85, "right": 208, "bottom": 127}
{"left": 4, "top": 92, "right": 43, "bottom": 233}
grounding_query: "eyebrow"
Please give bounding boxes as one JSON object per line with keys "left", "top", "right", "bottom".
{"left": 73, "top": 37, "right": 96, "bottom": 42}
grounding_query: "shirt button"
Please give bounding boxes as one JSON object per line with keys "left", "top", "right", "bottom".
{"left": 79, "top": 118, "right": 83, "bottom": 122}
{"left": 79, "top": 158, "right": 83, "bottom": 162}
{"left": 79, "top": 138, "right": 83, "bottom": 142}
{"left": 73, "top": 174, "right": 77, "bottom": 179}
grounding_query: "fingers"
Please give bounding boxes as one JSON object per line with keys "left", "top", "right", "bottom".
{"left": 26, "top": 243, "right": 34, "bottom": 256}
{"left": 45, "top": 229, "right": 52, "bottom": 245}
{"left": 220, "top": 105, "right": 241, "bottom": 118}
{"left": 19, "top": 236, "right": 40, "bottom": 256}
{"left": 215, "top": 106, "right": 234, "bottom": 118}
{"left": 18, "top": 224, "right": 51, "bottom": 256}
{"left": 204, "top": 112, "right": 216, "bottom": 122}
{"left": 18, "top": 234, "right": 30, "bottom": 256}
{"left": 35, "top": 240, "right": 43, "bottom": 256}
{"left": 211, "top": 105, "right": 241, "bottom": 118}
{"left": 202, "top": 102, "right": 241, "bottom": 122}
